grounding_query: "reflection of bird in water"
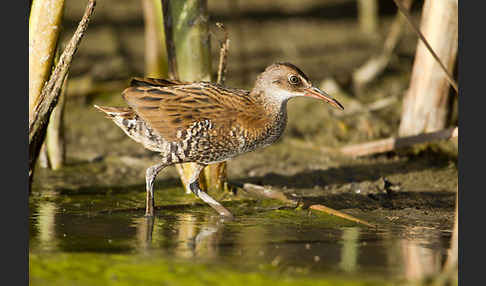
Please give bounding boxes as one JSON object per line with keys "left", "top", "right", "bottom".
{"left": 95, "top": 63, "right": 344, "bottom": 218}
{"left": 194, "top": 226, "right": 220, "bottom": 246}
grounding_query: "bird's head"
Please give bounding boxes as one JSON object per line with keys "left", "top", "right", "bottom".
{"left": 253, "top": 62, "right": 344, "bottom": 110}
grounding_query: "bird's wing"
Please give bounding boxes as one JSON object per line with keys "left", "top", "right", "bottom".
{"left": 122, "top": 82, "right": 268, "bottom": 141}
{"left": 129, "top": 77, "right": 189, "bottom": 88}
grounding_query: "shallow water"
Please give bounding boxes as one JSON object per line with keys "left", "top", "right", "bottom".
{"left": 29, "top": 186, "right": 452, "bottom": 285}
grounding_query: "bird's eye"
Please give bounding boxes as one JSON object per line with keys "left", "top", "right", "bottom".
{"left": 288, "top": 75, "right": 300, "bottom": 85}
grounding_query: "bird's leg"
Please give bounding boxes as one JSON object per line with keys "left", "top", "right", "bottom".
{"left": 188, "top": 163, "right": 233, "bottom": 218}
{"left": 145, "top": 162, "right": 167, "bottom": 217}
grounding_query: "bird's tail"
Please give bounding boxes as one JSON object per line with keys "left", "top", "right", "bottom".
{"left": 93, "top": 105, "right": 163, "bottom": 152}
{"left": 93, "top": 104, "right": 138, "bottom": 134}
{"left": 93, "top": 105, "right": 134, "bottom": 119}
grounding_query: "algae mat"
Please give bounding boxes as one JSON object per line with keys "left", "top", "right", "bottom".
{"left": 30, "top": 252, "right": 392, "bottom": 286}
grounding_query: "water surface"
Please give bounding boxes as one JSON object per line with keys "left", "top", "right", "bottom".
{"left": 29, "top": 187, "right": 452, "bottom": 285}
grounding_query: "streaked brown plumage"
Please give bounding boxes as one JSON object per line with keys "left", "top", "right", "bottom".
{"left": 95, "top": 63, "right": 343, "bottom": 218}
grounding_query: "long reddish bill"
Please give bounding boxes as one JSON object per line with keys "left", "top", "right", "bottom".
{"left": 304, "top": 87, "right": 344, "bottom": 110}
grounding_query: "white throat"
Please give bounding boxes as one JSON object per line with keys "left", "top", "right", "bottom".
{"left": 266, "top": 85, "right": 302, "bottom": 102}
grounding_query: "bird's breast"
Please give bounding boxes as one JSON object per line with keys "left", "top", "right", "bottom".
{"left": 238, "top": 108, "right": 288, "bottom": 153}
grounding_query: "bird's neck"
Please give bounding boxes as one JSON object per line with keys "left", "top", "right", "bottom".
{"left": 263, "top": 100, "right": 288, "bottom": 146}
{"left": 250, "top": 87, "right": 289, "bottom": 116}
{"left": 250, "top": 89, "right": 289, "bottom": 144}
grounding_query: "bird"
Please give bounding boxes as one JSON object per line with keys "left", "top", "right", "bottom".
{"left": 94, "top": 62, "right": 344, "bottom": 218}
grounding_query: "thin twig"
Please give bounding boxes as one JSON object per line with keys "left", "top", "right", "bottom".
{"left": 216, "top": 22, "right": 230, "bottom": 85}
{"left": 241, "top": 183, "right": 296, "bottom": 205}
{"left": 211, "top": 22, "right": 230, "bottom": 193}
{"left": 240, "top": 183, "right": 375, "bottom": 227}
{"left": 309, "top": 204, "right": 376, "bottom": 228}
{"left": 340, "top": 126, "right": 458, "bottom": 157}
{"left": 393, "top": 0, "right": 458, "bottom": 94}
{"left": 29, "top": 0, "right": 96, "bottom": 190}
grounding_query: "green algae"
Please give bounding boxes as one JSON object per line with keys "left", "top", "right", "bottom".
{"left": 252, "top": 208, "right": 360, "bottom": 228}
{"left": 30, "top": 253, "right": 393, "bottom": 286}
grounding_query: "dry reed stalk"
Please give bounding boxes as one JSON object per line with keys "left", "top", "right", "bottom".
{"left": 42, "top": 47, "right": 67, "bottom": 170}
{"left": 142, "top": 0, "right": 168, "bottom": 78}
{"left": 357, "top": 0, "right": 378, "bottom": 35}
{"left": 29, "top": 0, "right": 97, "bottom": 190}
{"left": 44, "top": 75, "right": 67, "bottom": 170}
{"left": 398, "top": 0, "right": 458, "bottom": 137}
{"left": 29, "top": 0, "right": 65, "bottom": 121}
{"left": 309, "top": 204, "right": 376, "bottom": 228}
{"left": 393, "top": 0, "right": 458, "bottom": 94}
{"left": 216, "top": 22, "right": 230, "bottom": 85}
{"left": 340, "top": 126, "right": 458, "bottom": 158}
